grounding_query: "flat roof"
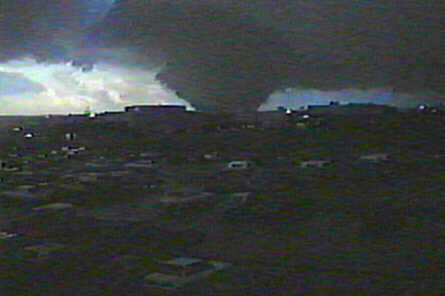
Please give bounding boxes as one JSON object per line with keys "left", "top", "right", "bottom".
{"left": 161, "top": 257, "right": 203, "bottom": 267}
{"left": 32, "top": 203, "right": 73, "bottom": 211}
{"left": 24, "top": 243, "right": 64, "bottom": 252}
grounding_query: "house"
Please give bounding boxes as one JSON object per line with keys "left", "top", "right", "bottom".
{"left": 230, "top": 192, "right": 250, "bottom": 202}
{"left": 65, "top": 132, "right": 77, "bottom": 141}
{"left": 144, "top": 257, "right": 231, "bottom": 290}
{"left": 359, "top": 153, "right": 390, "bottom": 162}
{"left": 157, "top": 258, "right": 213, "bottom": 277}
{"left": 32, "top": 203, "right": 73, "bottom": 212}
{"left": 300, "top": 160, "right": 331, "bottom": 168}
{"left": 218, "top": 192, "right": 250, "bottom": 212}
{"left": 2, "top": 163, "right": 21, "bottom": 172}
{"left": 61, "top": 146, "right": 86, "bottom": 156}
{"left": 23, "top": 243, "right": 64, "bottom": 258}
{"left": 160, "top": 192, "right": 213, "bottom": 204}
{"left": 0, "top": 231, "right": 17, "bottom": 239}
{"left": 61, "top": 146, "right": 71, "bottom": 152}
{"left": 296, "top": 122, "right": 307, "bottom": 129}
{"left": 226, "top": 161, "right": 253, "bottom": 170}
{"left": 203, "top": 151, "right": 219, "bottom": 160}
{"left": 0, "top": 190, "right": 39, "bottom": 200}
{"left": 125, "top": 105, "right": 186, "bottom": 114}
{"left": 124, "top": 160, "right": 157, "bottom": 169}
{"left": 139, "top": 152, "right": 164, "bottom": 159}
{"left": 16, "top": 185, "right": 36, "bottom": 192}
{"left": 307, "top": 103, "right": 397, "bottom": 116}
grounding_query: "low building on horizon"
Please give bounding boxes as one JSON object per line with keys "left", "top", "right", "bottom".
{"left": 144, "top": 257, "right": 231, "bottom": 290}
{"left": 300, "top": 160, "right": 331, "bottom": 168}
{"left": 125, "top": 105, "right": 187, "bottom": 114}
{"left": 359, "top": 153, "right": 390, "bottom": 162}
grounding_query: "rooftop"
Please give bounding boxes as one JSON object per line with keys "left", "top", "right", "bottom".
{"left": 24, "top": 243, "right": 65, "bottom": 256}
{"left": 161, "top": 257, "right": 203, "bottom": 267}
{"left": 32, "top": 203, "right": 73, "bottom": 211}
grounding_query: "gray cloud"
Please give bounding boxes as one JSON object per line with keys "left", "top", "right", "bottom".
{"left": 89, "top": 0, "right": 444, "bottom": 111}
{"left": 1, "top": 0, "right": 444, "bottom": 112}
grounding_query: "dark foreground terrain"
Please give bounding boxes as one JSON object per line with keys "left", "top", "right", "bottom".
{"left": 0, "top": 108, "right": 444, "bottom": 295}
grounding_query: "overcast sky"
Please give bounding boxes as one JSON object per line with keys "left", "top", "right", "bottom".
{"left": 0, "top": 0, "right": 443, "bottom": 114}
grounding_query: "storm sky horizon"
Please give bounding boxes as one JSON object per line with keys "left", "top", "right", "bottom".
{"left": 0, "top": 0, "right": 443, "bottom": 114}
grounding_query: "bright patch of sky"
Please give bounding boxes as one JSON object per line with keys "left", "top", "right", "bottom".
{"left": 0, "top": 72, "right": 45, "bottom": 95}
{"left": 259, "top": 87, "right": 442, "bottom": 111}
{"left": 0, "top": 58, "right": 441, "bottom": 115}
{"left": 0, "top": 58, "right": 194, "bottom": 115}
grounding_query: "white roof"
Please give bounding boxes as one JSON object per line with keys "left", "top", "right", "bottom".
{"left": 0, "top": 232, "right": 17, "bottom": 239}
{"left": 301, "top": 160, "right": 330, "bottom": 164}
{"left": 33, "top": 203, "right": 73, "bottom": 211}
{"left": 24, "top": 243, "right": 64, "bottom": 253}
{"left": 231, "top": 192, "right": 251, "bottom": 198}
{"left": 162, "top": 257, "right": 203, "bottom": 267}
{"left": 228, "top": 161, "right": 250, "bottom": 165}
{"left": 360, "top": 153, "right": 389, "bottom": 159}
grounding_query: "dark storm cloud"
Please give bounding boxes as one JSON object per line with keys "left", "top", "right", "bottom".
{"left": 1, "top": 0, "right": 444, "bottom": 111}
{"left": 88, "top": 0, "right": 444, "bottom": 111}
{"left": 0, "top": 0, "right": 111, "bottom": 62}
{"left": 89, "top": 0, "right": 300, "bottom": 111}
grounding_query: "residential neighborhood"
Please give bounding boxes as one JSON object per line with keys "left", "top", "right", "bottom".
{"left": 0, "top": 104, "right": 443, "bottom": 295}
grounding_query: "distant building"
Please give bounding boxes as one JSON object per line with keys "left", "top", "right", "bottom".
{"left": 416, "top": 104, "right": 442, "bottom": 114}
{"left": 125, "top": 105, "right": 196, "bottom": 133}
{"left": 65, "top": 132, "right": 76, "bottom": 141}
{"left": 160, "top": 192, "right": 213, "bottom": 204}
{"left": 23, "top": 243, "right": 65, "bottom": 258}
{"left": 125, "top": 105, "right": 186, "bottom": 114}
{"left": 300, "top": 160, "right": 331, "bottom": 168}
{"left": 226, "top": 161, "right": 253, "bottom": 170}
{"left": 32, "top": 203, "right": 73, "bottom": 212}
{"left": 144, "top": 257, "right": 231, "bottom": 290}
{"left": 203, "top": 151, "right": 219, "bottom": 160}
{"left": 124, "top": 160, "right": 157, "bottom": 169}
{"left": 296, "top": 122, "right": 307, "bottom": 129}
{"left": 94, "top": 111, "right": 127, "bottom": 122}
{"left": 307, "top": 103, "right": 397, "bottom": 116}
{"left": 359, "top": 153, "right": 390, "bottom": 162}
{"left": 156, "top": 258, "right": 213, "bottom": 277}
{"left": 0, "top": 231, "right": 17, "bottom": 239}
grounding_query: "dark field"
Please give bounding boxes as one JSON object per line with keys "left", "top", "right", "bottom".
{"left": 0, "top": 109, "right": 444, "bottom": 295}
